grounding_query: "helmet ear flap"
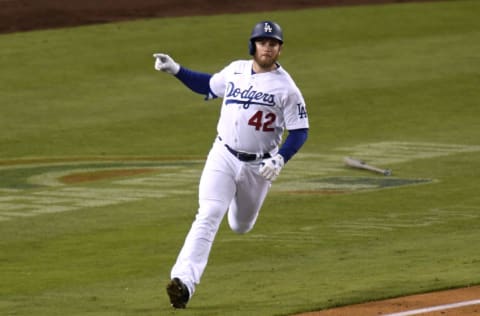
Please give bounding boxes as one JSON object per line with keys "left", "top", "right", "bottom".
{"left": 248, "top": 40, "right": 255, "bottom": 55}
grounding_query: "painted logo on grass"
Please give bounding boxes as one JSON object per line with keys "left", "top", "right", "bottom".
{"left": 0, "top": 141, "right": 479, "bottom": 221}
{"left": 0, "top": 159, "right": 204, "bottom": 222}
{"left": 272, "top": 141, "right": 480, "bottom": 195}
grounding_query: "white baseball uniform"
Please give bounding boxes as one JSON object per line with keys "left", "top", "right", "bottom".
{"left": 170, "top": 59, "right": 309, "bottom": 297}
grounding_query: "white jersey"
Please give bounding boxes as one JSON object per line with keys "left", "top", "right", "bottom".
{"left": 208, "top": 60, "right": 309, "bottom": 155}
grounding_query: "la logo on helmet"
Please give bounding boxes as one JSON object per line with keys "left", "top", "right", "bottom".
{"left": 264, "top": 22, "right": 273, "bottom": 33}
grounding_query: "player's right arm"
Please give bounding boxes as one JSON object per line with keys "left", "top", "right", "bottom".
{"left": 153, "top": 53, "right": 216, "bottom": 99}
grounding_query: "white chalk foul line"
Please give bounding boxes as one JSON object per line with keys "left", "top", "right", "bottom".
{"left": 384, "top": 299, "right": 480, "bottom": 316}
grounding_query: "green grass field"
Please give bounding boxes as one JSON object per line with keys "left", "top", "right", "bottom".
{"left": 1, "top": 1, "right": 480, "bottom": 315}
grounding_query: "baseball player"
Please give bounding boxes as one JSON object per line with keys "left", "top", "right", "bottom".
{"left": 153, "top": 20, "right": 309, "bottom": 309}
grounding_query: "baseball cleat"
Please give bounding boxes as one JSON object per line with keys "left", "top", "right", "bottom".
{"left": 166, "top": 278, "right": 190, "bottom": 309}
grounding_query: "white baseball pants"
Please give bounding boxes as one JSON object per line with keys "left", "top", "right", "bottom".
{"left": 170, "top": 138, "right": 271, "bottom": 297}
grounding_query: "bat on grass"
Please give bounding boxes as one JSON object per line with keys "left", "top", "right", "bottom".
{"left": 344, "top": 157, "right": 392, "bottom": 176}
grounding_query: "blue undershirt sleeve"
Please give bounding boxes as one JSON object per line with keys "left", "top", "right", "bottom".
{"left": 174, "top": 66, "right": 213, "bottom": 97}
{"left": 278, "top": 128, "right": 309, "bottom": 163}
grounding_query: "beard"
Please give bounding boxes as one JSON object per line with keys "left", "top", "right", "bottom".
{"left": 253, "top": 53, "right": 279, "bottom": 70}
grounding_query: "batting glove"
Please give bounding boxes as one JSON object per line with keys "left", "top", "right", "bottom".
{"left": 259, "top": 154, "right": 284, "bottom": 181}
{"left": 153, "top": 53, "right": 180, "bottom": 75}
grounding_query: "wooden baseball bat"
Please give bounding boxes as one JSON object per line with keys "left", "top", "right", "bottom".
{"left": 343, "top": 157, "right": 392, "bottom": 176}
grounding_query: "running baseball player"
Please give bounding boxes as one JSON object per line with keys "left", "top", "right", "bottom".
{"left": 153, "top": 20, "right": 309, "bottom": 309}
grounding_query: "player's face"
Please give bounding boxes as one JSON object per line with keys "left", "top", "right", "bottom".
{"left": 253, "top": 38, "right": 282, "bottom": 71}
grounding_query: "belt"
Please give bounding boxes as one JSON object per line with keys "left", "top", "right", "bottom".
{"left": 225, "top": 144, "right": 271, "bottom": 162}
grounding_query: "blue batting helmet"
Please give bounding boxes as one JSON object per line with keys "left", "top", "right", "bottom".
{"left": 249, "top": 21, "right": 283, "bottom": 55}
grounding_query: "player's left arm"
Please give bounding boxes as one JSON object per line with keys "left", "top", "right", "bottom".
{"left": 259, "top": 91, "right": 309, "bottom": 181}
{"left": 278, "top": 128, "right": 309, "bottom": 163}
{"left": 279, "top": 90, "right": 309, "bottom": 163}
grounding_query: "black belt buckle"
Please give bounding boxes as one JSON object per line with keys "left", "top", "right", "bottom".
{"left": 237, "top": 151, "right": 256, "bottom": 161}
{"left": 225, "top": 144, "right": 270, "bottom": 162}
{"left": 226, "top": 145, "right": 254, "bottom": 161}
